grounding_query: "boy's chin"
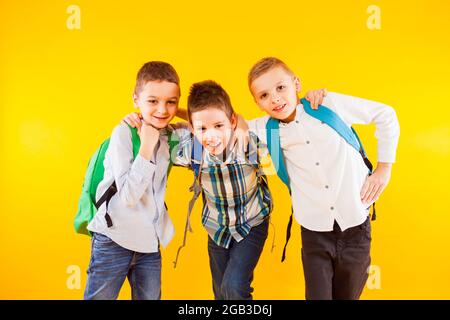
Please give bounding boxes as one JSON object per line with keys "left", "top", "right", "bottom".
{"left": 271, "top": 108, "right": 296, "bottom": 122}
{"left": 206, "top": 145, "right": 225, "bottom": 155}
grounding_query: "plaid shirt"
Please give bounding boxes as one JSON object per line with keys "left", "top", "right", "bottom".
{"left": 172, "top": 126, "right": 272, "bottom": 248}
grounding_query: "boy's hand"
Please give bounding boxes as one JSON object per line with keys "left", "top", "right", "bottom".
{"left": 305, "top": 88, "right": 327, "bottom": 109}
{"left": 139, "top": 123, "right": 160, "bottom": 161}
{"left": 121, "top": 112, "right": 143, "bottom": 134}
{"left": 235, "top": 114, "right": 250, "bottom": 152}
{"left": 360, "top": 162, "right": 392, "bottom": 205}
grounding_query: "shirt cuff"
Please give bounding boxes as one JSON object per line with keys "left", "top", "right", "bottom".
{"left": 377, "top": 149, "right": 397, "bottom": 164}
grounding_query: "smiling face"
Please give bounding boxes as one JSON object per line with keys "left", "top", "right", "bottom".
{"left": 133, "top": 80, "right": 180, "bottom": 129}
{"left": 250, "top": 66, "right": 301, "bottom": 123}
{"left": 190, "top": 107, "right": 237, "bottom": 156}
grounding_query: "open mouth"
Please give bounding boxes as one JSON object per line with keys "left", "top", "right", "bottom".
{"left": 153, "top": 115, "right": 169, "bottom": 121}
{"left": 207, "top": 141, "right": 222, "bottom": 148}
{"left": 273, "top": 103, "right": 287, "bottom": 113}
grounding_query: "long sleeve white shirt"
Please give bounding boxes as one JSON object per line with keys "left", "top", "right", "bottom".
{"left": 87, "top": 123, "right": 174, "bottom": 253}
{"left": 248, "top": 92, "right": 400, "bottom": 232}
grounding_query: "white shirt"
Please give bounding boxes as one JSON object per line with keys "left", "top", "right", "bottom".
{"left": 248, "top": 92, "right": 400, "bottom": 232}
{"left": 87, "top": 123, "right": 175, "bottom": 253}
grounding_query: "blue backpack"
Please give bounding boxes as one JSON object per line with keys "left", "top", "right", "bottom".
{"left": 266, "top": 98, "right": 375, "bottom": 262}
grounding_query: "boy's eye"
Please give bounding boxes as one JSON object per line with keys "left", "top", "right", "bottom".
{"left": 148, "top": 99, "right": 157, "bottom": 104}
{"left": 168, "top": 100, "right": 177, "bottom": 105}
{"left": 215, "top": 124, "right": 223, "bottom": 129}
{"left": 277, "top": 85, "right": 285, "bottom": 91}
{"left": 260, "top": 93, "right": 268, "bottom": 100}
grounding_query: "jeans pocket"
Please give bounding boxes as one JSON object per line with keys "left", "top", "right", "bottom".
{"left": 357, "top": 218, "right": 372, "bottom": 242}
{"left": 93, "top": 232, "right": 114, "bottom": 245}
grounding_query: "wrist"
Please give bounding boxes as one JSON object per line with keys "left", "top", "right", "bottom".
{"left": 139, "top": 142, "right": 157, "bottom": 161}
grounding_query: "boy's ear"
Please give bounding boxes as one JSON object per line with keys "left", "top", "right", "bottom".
{"left": 132, "top": 93, "right": 139, "bottom": 109}
{"left": 294, "top": 77, "right": 301, "bottom": 93}
{"left": 231, "top": 113, "right": 237, "bottom": 130}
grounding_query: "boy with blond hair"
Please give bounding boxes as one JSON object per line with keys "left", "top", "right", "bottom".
{"left": 246, "top": 57, "right": 400, "bottom": 300}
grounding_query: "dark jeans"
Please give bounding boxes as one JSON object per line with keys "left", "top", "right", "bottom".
{"left": 207, "top": 219, "right": 269, "bottom": 300}
{"left": 301, "top": 216, "right": 372, "bottom": 300}
{"left": 84, "top": 232, "right": 162, "bottom": 300}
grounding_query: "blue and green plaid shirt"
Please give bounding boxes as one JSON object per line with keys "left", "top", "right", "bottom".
{"left": 172, "top": 127, "right": 272, "bottom": 248}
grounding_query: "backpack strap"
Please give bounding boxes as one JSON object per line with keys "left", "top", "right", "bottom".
{"left": 266, "top": 118, "right": 294, "bottom": 262}
{"left": 166, "top": 128, "right": 180, "bottom": 175}
{"left": 301, "top": 98, "right": 376, "bottom": 220}
{"left": 96, "top": 124, "right": 141, "bottom": 228}
{"left": 173, "top": 135, "right": 204, "bottom": 268}
{"left": 301, "top": 98, "right": 361, "bottom": 153}
{"left": 266, "top": 118, "right": 290, "bottom": 189}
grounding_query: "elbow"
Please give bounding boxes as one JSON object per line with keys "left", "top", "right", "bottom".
{"left": 118, "top": 191, "right": 138, "bottom": 208}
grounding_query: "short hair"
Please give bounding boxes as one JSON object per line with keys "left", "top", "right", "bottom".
{"left": 187, "top": 80, "right": 235, "bottom": 122}
{"left": 247, "top": 57, "right": 295, "bottom": 89}
{"left": 134, "top": 61, "right": 180, "bottom": 95}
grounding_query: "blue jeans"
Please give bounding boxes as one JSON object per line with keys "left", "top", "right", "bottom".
{"left": 84, "top": 232, "right": 161, "bottom": 300}
{"left": 207, "top": 219, "right": 269, "bottom": 300}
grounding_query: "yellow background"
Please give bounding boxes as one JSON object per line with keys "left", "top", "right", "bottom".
{"left": 1, "top": 0, "right": 449, "bottom": 299}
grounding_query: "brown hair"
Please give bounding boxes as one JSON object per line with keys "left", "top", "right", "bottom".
{"left": 248, "top": 57, "right": 295, "bottom": 89}
{"left": 134, "top": 61, "right": 180, "bottom": 95}
{"left": 187, "top": 80, "right": 235, "bottom": 122}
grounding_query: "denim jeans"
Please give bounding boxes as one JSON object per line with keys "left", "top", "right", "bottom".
{"left": 207, "top": 218, "right": 269, "bottom": 300}
{"left": 84, "top": 232, "right": 161, "bottom": 300}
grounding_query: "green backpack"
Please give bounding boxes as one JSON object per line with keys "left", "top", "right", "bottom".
{"left": 74, "top": 124, "right": 178, "bottom": 236}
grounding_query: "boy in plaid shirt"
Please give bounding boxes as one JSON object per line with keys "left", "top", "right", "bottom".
{"left": 171, "top": 80, "right": 272, "bottom": 300}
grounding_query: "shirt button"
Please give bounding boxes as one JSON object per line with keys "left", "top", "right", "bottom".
{"left": 321, "top": 121, "right": 325, "bottom": 124}
{"left": 330, "top": 206, "right": 334, "bottom": 210}
{"left": 316, "top": 162, "right": 320, "bottom": 166}
{"left": 325, "top": 185, "right": 329, "bottom": 189}
{"left": 306, "top": 141, "right": 310, "bottom": 144}
{"left": 296, "top": 120, "right": 299, "bottom": 124}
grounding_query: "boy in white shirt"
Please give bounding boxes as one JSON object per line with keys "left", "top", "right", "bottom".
{"left": 246, "top": 57, "right": 400, "bottom": 300}
{"left": 84, "top": 61, "right": 180, "bottom": 300}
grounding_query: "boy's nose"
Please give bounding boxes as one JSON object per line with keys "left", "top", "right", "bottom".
{"left": 156, "top": 103, "right": 168, "bottom": 114}
{"left": 204, "top": 130, "right": 219, "bottom": 142}
{"left": 271, "top": 93, "right": 281, "bottom": 104}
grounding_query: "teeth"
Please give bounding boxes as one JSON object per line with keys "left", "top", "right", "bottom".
{"left": 274, "top": 104, "right": 285, "bottom": 111}
{"left": 208, "top": 141, "right": 221, "bottom": 148}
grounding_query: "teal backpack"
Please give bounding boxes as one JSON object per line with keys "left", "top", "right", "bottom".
{"left": 74, "top": 124, "right": 178, "bottom": 236}
{"left": 266, "top": 98, "right": 375, "bottom": 261}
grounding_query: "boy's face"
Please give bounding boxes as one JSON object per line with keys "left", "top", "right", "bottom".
{"left": 190, "top": 107, "right": 237, "bottom": 156}
{"left": 133, "top": 80, "right": 180, "bottom": 129}
{"left": 250, "top": 66, "right": 301, "bottom": 122}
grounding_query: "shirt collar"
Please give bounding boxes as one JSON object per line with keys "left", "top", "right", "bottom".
{"left": 279, "top": 102, "right": 305, "bottom": 127}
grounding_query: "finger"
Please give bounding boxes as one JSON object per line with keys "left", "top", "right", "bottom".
{"left": 362, "top": 183, "right": 375, "bottom": 203}
{"left": 360, "top": 179, "right": 371, "bottom": 200}
{"left": 131, "top": 113, "right": 141, "bottom": 121}
{"left": 371, "top": 185, "right": 383, "bottom": 203}
{"left": 369, "top": 184, "right": 383, "bottom": 202}
{"left": 133, "top": 119, "right": 142, "bottom": 128}
{"left": 312, "top": 95, "right": 319, "bottom": 109}
{"left": 322, "top": 88, "right": 328, "bottom": 96}
{"left": 366, "top": 184, "right": 381, "bottom": 204}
